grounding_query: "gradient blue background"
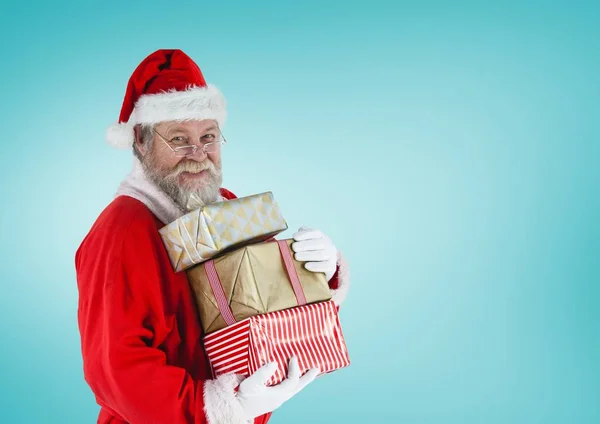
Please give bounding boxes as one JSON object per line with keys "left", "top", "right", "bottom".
{"left": 1, "top": 1, "right": 598, "bottom": 423}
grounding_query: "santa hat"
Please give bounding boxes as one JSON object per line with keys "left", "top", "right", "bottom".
{"left": 106, "top": 49, "right": 227, "bottom": 149}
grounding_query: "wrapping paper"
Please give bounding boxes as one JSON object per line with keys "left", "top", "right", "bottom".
{"left": 188, "top": 239, "right": 332, "bottom": 334}
{"left": 159, "top": 192, "right": 288, "bottom": 272}
{"left": 203, "top": 301, "right": 350, "bottom": 386}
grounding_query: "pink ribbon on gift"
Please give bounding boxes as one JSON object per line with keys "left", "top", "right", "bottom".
{"left": 276, "top": 240, "right": 308, "bottom": 306}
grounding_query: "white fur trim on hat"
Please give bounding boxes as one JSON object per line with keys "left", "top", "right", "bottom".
{"left": 106, "top": 121, "right": 135, "bottom": 149}
{"left": 106, "top": 84, "right": 227, "bottom": 149}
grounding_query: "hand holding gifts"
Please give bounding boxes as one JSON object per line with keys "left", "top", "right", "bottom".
{"left": 192, "top": 239, "right": 349, "bottom": 385}
{"left": 159, "top": 192, "right": 350, "bottom": 385}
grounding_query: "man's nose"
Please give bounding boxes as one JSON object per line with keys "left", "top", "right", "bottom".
{"left": 188, "top": 145, "right": 208, "bottom": 160}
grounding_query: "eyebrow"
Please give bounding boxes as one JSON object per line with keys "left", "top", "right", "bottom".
{"left": 202, "top": 125, "right": 218, "bottom": 133}
{"left": 166, "top": 124, "right": 218, "bottom": 135}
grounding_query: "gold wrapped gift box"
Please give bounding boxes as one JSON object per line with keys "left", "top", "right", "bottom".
{"left": 159, "top": 192, "right": 288, "bottom": 272}
{"left": 187, "top": 239, "right": 333, "bottom": 334}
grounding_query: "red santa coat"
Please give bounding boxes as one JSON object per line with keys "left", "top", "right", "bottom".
{"left": 75, "top": 158, "right": 350, "bottom": 424}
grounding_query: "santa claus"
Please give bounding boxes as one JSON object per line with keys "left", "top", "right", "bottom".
{"left": 75, "top": 49, "right": 350, "bottom": 424}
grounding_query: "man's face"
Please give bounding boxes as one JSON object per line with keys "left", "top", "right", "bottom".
{"left": 137, "top": 119, "right": 224, "bottom": 210}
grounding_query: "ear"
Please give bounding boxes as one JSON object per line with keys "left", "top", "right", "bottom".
{"left": 133, "top": 125, "right": 148, "bottom": 156}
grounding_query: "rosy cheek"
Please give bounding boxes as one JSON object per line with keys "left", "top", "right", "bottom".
{"left": 154, "top": 150, "right": 181, "bottom": 171}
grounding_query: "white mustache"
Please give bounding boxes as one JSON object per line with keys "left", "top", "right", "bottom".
{"left": 168, "top": 160, "right": 218, "bottom": 178}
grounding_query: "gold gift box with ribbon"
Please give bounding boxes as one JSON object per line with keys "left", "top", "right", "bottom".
{"left": 187, "top": 239, "right": 333, "bottom": 334}
{"left": 159, "top": 192, "right": 288, "bottom": 272}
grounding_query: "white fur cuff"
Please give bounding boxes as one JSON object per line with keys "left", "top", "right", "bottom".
{"left": 203, "top": 373, "right": 251, "bottom": 424}
{"left": 331, "top": 251, "right": 350, "bottom": 307}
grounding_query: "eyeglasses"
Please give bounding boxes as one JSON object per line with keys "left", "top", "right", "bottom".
{"left": 153, "top": 127, "right": 227, "bottom": 157}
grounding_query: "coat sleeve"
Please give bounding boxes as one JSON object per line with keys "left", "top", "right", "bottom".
{"left": 77, "top": 210, "right": 251, "bottom": 424}
{"left": 327, "top": 250, "right": 351, "bottom": 308}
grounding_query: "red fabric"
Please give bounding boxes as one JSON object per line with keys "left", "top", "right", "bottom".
{"left": 118, "top": 49, "right": 207, "bottom": 125}
{"left": 204, "top": 301, "right": 350, "bottom": 386}
{"left": 327, "top": 263, "right": 341, "bottom": 291}
{"left": 75, "top": 188, "right": 273, "bottom": 424}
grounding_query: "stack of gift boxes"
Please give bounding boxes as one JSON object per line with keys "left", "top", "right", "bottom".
{"left": 159, "top": 192, "right": 350, "bottom": 385}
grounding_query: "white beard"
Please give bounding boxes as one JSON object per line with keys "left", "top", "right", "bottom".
{"left": 141, "top": 153, "right": 223, "bottom": 212}
{"left": 115, "top": 156, "right": 225, "bottom": 225}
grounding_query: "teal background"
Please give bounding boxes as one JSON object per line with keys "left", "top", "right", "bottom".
{"left": 1, "top": 0, "right": 599, "bottom": 423}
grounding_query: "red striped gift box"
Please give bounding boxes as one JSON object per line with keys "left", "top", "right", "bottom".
{"left": 203, "top": 300, "right": 350, "bottom": 386}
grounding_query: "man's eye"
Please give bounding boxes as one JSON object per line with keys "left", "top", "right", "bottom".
{"left": 202, "top": 134, "right": 216, "bottom": 140}
{"left": 171, "top": 136, "right": 187, "bottom": 144}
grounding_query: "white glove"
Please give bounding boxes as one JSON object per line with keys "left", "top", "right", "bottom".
{"left": 237, "top": 357, "right": 320, "bottom": 421}
{"left": 292, "top": 226, "right": 338, "bottom": 281}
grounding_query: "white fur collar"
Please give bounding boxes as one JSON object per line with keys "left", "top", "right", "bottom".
{"left": 114, "top": 156, "right": 224, "bottom": 225}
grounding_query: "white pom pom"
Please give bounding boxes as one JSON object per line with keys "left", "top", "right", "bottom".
{"left": 106, "top": 122, "right": 134, "bottom": 149}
